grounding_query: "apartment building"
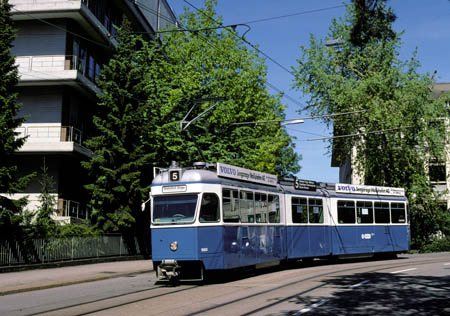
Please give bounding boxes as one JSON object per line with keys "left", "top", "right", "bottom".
{"left": 8, "top": 0, "right": 177, "bottom": 223}
{"left": 332, "top": 82, "right": 450, "bottom": 209}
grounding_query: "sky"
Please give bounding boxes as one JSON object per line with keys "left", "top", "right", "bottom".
{"left": 167, "top": 0, "right": 450, "bottom": 183}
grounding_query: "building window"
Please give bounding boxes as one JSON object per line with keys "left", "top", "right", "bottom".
{"left": 429, "top": 164, "right": 446, "bottom": 183}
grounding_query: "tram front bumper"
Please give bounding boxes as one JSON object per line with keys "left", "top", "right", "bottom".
{"left": 157, "top": 259, "right": 180, "bottom": 281}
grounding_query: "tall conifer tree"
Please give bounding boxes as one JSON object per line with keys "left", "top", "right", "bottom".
{"left": 0, "top": 0, "right": 36, "bottom": 260}
{"left": 0, "top": 0, "right": 29, "bottom": 198}
{"left": 82, "top": 19, "right": 169, "bottom": 253}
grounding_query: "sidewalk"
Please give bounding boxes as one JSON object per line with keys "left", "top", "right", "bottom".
{"left": 0, "top": 259, "right": 154, "bottom": 296}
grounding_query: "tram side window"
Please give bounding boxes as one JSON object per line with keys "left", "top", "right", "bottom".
{"left": 268, "top": 194, "right": 280, "bottom": 223}
{"left": 374, "top": 202, "right": 390, "bottom": 223}
{"left": 292, "top": 197, "right": 308, "bottom": 223}
{"left": 309, "top": 198, "right": 324, "bottom": 224}
{"left": 223, "top": 189, "right": 239, "bottom": 222}
{"left": 240, "top": 191, "right": 255, "bottom": 223}
{"left": 337, "top": 200, "right": 356, "bottom": 224}
{"left": 255, "top": 193, "right": 268, "bottom": 223}
{"left": 391, "top": 202, "right": 406, "bottom": 223}
{"left": 199, "top": 193, "right": 220, "bottom": 222}
{"left": 356, "top": 201, "right": 373, "bottom": 224}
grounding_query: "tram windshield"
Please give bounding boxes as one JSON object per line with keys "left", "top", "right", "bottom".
{"left": 153, "top": 194, "right": 198, "bottom": 224}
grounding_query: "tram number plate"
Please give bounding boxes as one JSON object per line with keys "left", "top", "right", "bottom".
{"left": 170, "top": 170, "right": 180, "bottom": 181}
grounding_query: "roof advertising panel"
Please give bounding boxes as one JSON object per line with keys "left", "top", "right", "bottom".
{"left": 335, "top": 184, "right": 405, "bottom": 196}
{"left": 217, "top": 163, "right": 278, "bottom": 186}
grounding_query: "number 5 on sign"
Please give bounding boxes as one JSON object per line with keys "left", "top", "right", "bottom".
{"left": 170, "top": 171, "right": 180, "bottom": 181}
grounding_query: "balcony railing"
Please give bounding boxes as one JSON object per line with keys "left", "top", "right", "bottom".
{"left": 16, "top": 55, "right": 100, "bottom": 84}
{"left": 16, "top": 125, "right": 83, "bottom": 145}
{"left": 57, "top": 198, "right": 88, "bottom": 219}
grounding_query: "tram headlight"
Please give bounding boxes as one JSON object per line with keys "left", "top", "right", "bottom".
{"left": 170, "top": 241, "right": 178, "bottom": 252}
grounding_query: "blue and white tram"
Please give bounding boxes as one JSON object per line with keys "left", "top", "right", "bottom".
{"left": 150, "top": 162, "right": 410, "bottom": 281}
{"left": 283, "top": 181, "right": 410, "bottom": 260}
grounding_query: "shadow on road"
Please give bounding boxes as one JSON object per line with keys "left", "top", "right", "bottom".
{"left": 269, "top": 270, "right": 450, "bottom": 315}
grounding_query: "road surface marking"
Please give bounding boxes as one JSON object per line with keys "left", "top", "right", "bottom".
{"left": 350, "top": 280, "right": 369, "bottom": 288}
{"left": 444, "top": 263, "right": 450, "bottom": 266}
{"left": 391, "top": 268, "right": 417, "bottom": 274}
{"left": 295, "top": 299, "right": 329, "bottom": 315}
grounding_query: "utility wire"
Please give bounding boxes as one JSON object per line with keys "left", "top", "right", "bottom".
{"left": 240, "top": 5, "right": 345, "bottom": 25}
{"left": 182, "top": 0, "right": 295, "bottom": 76}
{"left": 284, "top": 126, "right": 328, "bottom": 138}
{"left": 13, "top": 1, "right": 305, "bottom": 113}
{"left": 231, "top": 110, "right": 367, "bottom": 126}
{"left": 306, "top": 125, "right": 415, "bottom": 141}
{"left": 266, "top": 82, "right": 305, "bottom": 108}
{"left": 179, "top": 0, "right": 305, "bottom": 109}
{"left": 135, "top": 1, "right": 305, "bottom": 110}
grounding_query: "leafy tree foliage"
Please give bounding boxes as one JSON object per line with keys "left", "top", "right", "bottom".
{"left": 159, "top": 0, "right": 301, "bottom": 175}
{"left": 80, "top": 0, "right": 300, "bottom": 252}
{"left": 292, "top": 0, "right": 450, "bottom": 248}
{"left": 81, "top": 18, "right": 170, "bottom": 254}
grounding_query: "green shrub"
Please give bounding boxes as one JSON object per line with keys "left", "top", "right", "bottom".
{"left": 421, "top": 236, "right": 450, "bottom": 253}
{"left": 53, "top": 222, "right": 99, "bottom": 238}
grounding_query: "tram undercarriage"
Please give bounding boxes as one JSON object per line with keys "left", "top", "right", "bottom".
{"left": 155, "top": 260, "right": 204, "bottom": 282}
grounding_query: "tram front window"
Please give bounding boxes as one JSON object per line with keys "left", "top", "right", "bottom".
{"left": 153, "top": 194, "right": 198, "bottom": 224}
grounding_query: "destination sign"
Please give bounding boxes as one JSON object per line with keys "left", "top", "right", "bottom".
{"left": 217, "top": 163, "right": 278, "bottom": 186}
{"left": 294, "top": 179, "right": 317, "bottom": 191}
{"left": 162, "top": 185, "right": 187, "bottom": 193}
{"left": 335, "top": 184, "right": 405, "bottom": 196}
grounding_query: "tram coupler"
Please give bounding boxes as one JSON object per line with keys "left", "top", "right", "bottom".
{"left": 157, "top": 259, "right": 180, "bottom": 281}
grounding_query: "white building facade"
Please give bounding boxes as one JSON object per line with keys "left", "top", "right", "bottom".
{"left": 332, "top": 82, "right": 450, "bottom": 210}
{"left": 8, "top": 0, "right": 177, "bottom": 223}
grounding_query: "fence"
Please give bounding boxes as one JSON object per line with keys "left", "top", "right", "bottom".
{"left": 0, "top": 235, "right": 141, "bottom": 266}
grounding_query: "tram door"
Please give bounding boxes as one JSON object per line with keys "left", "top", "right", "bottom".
{"left": 240, "top": 226, "right": 257, "bottom": 266}
{"left": 239, "top": 192, "right": 258, "bottom": 267}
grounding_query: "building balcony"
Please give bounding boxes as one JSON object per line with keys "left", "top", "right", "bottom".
{"left": 10, "top": 0, "right": 118, "bottom": 47}
{"left": 16, "top": 124, "right": 93, "bottom": 157}
{"left": 53, "top": 198, "right": 88, "bottom": 224}
{"left": 16, "top": 55, "right": 101, "bottom": 95}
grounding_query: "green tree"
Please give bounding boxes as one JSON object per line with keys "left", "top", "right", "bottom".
{"left": 82, "top": 1, "right": 301, "bottom": 251}
{"left": 158, "top": 0, "right": 301, "bottom": 176}
{"left": 0, "top": 0, "right": 33, "bottom": 206}
{"left": 82, "top": 19, "right": 170, "bottom": 254}
{"left": 0, "top": 0, "right": 36, "bottom": 260}
{"left": 292, "top": 0, "right": 450, "bottom": 248}
{"left": 33, "top": 157, "right": 58, "bottom": 238}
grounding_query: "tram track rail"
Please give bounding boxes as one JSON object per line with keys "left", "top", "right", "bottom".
{"left": 24, "top": 254, "right": 450, "bottom": 316}
{"left": 27, "top": 284, "right": 199, "bottom": 316}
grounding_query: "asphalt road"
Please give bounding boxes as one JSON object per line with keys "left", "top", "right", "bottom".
{"left": 1, "top": 253, "right": 449, "bottom": 316}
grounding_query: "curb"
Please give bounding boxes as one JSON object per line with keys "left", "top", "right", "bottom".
{"left": 0, "top": 255, "right": 147, "bottom": 273}
{"left": 0, "top": 268, "right": 155, "bottom": 296}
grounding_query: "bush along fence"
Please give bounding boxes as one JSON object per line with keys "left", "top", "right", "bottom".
{"left": 0, "top": 235, "right": 142, "bottom": 266}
